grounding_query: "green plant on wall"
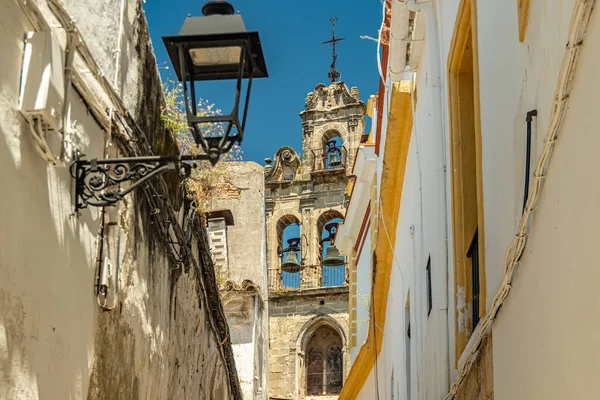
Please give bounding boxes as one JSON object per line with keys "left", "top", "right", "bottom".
{"left": 161, "top": 81, "right": 243, "bottom": 211}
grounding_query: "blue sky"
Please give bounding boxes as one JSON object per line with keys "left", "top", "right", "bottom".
{"left": 144, "top": 0, "right": 382, "bottom": 164}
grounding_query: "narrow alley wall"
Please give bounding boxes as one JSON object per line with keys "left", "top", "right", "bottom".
{"left": 0, "top": 0, "right": 241, "bottom": 399}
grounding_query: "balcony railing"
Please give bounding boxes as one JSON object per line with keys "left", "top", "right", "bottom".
{"left": 310, "top": 145, "right": 348, "bottom": 173}
{"left": 268, "top": 264, "right": 347, "bottom": 292}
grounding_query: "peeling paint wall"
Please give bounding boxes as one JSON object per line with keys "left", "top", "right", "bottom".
{"left": 456, "top": 334, "right": 493, "bottom": 400}
{"left": 0, "top": 1, "right": 240, "bottom": 399}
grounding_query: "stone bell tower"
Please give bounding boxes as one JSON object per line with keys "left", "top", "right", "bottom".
{"left": 299, "top": 82, "right": 367, "bottom": 179}
{"left": 264, "top": 81, "right": 366, "bottom": 399}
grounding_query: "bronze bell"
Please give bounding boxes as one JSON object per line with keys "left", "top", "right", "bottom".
{"left": 281, "top": 250, "right": 303, "bottom": 273}
{"left": 328, "top": 151, "right": 342, "bottom": 168}
{"left": 322, "top": 245, "right": 344, "bottom": 266}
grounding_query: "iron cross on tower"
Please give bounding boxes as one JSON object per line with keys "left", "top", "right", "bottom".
{"left": 322, "top": 16, "right": 345, "bottom": 83}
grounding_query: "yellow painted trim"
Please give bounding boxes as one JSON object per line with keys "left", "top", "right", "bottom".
{"left": 367, "top": 95, "right": 375, "bottom": 118}
{"left": 349, "top": 249, "right": 358, "bottom": 349}
{"left": 339, "top": 82, "right": 413, "bottom": 399}
{"left": 517, "top": 0, "right": 531, "bottom": 42}
{"left": 447, "top": 0, "right": 487, "bottom": 366}
{"left": 367, "top": 95, "right": 376, "bottom": 142}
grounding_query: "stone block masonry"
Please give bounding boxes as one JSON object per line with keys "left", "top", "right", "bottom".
{"left": 268, "top": 289, "right": 349, "bottom": 399}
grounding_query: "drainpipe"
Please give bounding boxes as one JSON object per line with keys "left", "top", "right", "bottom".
{"left": 523, "top": 110, "right": 538, "bottom": 213}
{"left": 405, "top": 0, "right": 430, "bottom": 12}
{"left": 251, "top": 294, "right": 260, "bottom": 397}
{"left": 389, "top": 0, "right": 410, "bottom": 82}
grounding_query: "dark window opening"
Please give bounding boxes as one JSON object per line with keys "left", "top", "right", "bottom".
{"left": 426, "top": 256, "right": 432, "bottom": 316}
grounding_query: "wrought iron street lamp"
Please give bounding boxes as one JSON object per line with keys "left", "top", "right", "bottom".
{"left": 162, "top": 0, "right": 267, "bottom": 162}
{"left": 72, "top": 0, "right": 268, "bottom": 211}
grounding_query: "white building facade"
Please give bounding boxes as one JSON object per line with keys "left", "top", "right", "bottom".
{"left": 340, "top": 0, "right": 600, "bottom": 399}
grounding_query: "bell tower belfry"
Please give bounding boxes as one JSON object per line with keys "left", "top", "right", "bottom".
{"left": 299, "top": 82, "right": 366, "bottom": 179}
{"left": 263, "top": 18, "right": 367, "bottom": 399}
{"left": 264, "top": 79, "right": 366, "bottom": 399}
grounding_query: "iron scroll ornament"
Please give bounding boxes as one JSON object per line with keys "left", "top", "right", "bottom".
{"left": 70, "top": 154, "right": 198, "bottom": 211}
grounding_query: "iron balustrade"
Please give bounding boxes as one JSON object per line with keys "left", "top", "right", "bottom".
{"left": 310, "top": 145, "right": 348, "bottom": 172}
{"left": 268, "top": 263, "right": 347, "bottom": 291}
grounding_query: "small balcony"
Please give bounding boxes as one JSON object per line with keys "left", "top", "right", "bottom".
{"left": 310, "top": 145, "right": 348, "bottom": 173}
{"left": 268, "top": 264, "right": 347, "bottom": 292}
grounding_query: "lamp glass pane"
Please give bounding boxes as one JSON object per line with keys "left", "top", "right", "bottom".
{"left": 189, "top": 46, "right": 241, "bottom": 66}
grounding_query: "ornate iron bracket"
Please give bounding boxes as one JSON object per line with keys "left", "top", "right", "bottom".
{"left": 70, "top": 153, "right": 208, "bottom": 212}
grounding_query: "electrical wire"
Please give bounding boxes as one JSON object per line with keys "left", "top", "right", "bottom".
{"left": 444, "top": 0, "right": 596, "bottom": 397}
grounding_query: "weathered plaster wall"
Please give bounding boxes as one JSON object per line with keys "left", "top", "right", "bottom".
{"left": 456, "top": 334, "right": 493, "bottom": 400}
{"left": 86, "top": 205, "right": 232, "bottom": 400}
{"left": 207, "top": 161, "right": 269, "bottom": 399}
{"left": 220, "top": 290, "right": 266, "bottom": 400}
{"left": 0, "top": 1, "right": 240, "bottom": 399}
{"left": 207, "top": 162, "right": 267, "bottom": 292}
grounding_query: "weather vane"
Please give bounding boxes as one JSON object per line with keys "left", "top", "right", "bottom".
{"left": 322, "top": 16, "right": 345, "bottom": 83}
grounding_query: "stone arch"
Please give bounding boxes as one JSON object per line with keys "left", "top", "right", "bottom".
{"left": 294, "top": 315, "right": 347, "bottom": 398}
{"left": 316, "top": 210, "right": 346, "bottom": 287}
{"left": 297, "top": 314, "right": 347, "bottom": 349}
{"left": 317, "top": 129, "right": 346, "bottom": 171}
{"left": 276, "top": 214, "right": 301, "bottom": 250}
{"left": 321, "top": 129, "right": 344, "bottom": 149}
{"left": 316, "top": 210, "right": 345, "bottom": 240}
{"left": 270, "top": 209, "right": 302, "bottom": 246}
{"left": 268, "top": 209, "right": 303, "bottom": 283}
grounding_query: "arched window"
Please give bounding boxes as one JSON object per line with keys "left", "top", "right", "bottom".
{"left": 306, "top": 326, "right": 343, "bottom": 395}
{"left": 317, "top": 211, "right": 345, "bottom": 287}
{"left": 277, "top": 215, "right": 301, "bottom": 288}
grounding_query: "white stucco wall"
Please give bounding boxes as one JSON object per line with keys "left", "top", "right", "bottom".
{"left": 352, "top": 1, "right": 459, "bottom": 398}
{"left": 489, "top": 0, "right": 600, "bottom": 399}
{"left": 348, "top": 0, "right": 600, "bottom": 398}
{"left": 352, "top": 232, "right": 372, "bottom": 363}
{"left": 233, "top": 342, "right": 256, "bottom": 398}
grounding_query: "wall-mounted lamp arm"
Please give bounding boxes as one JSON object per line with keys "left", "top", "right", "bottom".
{"left": 71, "top": 152, "right": 209, "bottom": 212}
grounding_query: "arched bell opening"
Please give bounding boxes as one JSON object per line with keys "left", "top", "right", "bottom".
{"left": 321, "top": 131, "right": 345, "bottom": 170}
{"left": 277, "top": 215, "right": 302, "bottom": 288}
{"left": 317, "top": 210, "right": 346, "bottom": 287}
